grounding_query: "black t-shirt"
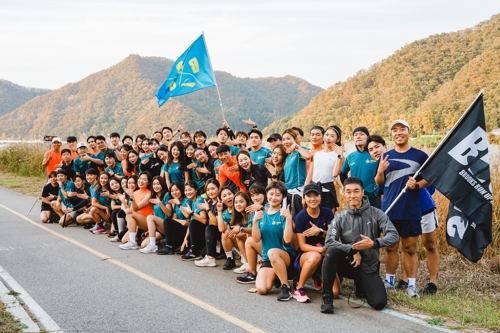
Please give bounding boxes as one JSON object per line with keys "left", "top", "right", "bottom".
{"left": 241, "top": 164, "right": 268, "bottom": 191}
{"left": 62, "top": 161, "right": 76, "bottom": 181}
{"left": 41, "top": 183, "right": 59, "bottom": 211}
{"left": 141, "top": 155, "right": 164, "bottom": 177}
{"left": 199, "top": 157, "right": 216, "bottom": 182}
{"left": 295, "top": 207, "right": 334, "bottom": 247}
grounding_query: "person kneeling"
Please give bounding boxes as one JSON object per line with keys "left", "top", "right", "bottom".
{"left": 321, "top": 177, "right": 399, "bottom": 313}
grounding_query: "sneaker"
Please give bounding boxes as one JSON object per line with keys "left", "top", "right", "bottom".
{"left": 406, "top": 285, "right": 420, "bottom": 298}
{"left": 83, "top": 223, "right": 94, "bottom": 229}
{"left": 157, "top": 246, "right": 174, "bottom": 255}
{"left": 89, "top": 224, "right": 99, "bottom": 232}
{"left": 277, "top": 284, "right": 292, "bottom": 301}
{"left": 108, "top": 230, "right": 118, "bottom": 237}
{"left": 223, "top": 258, "right": 236, "bottom": 270}
{"left": 312, "top": 274, "right": 322, "bottom": 291}
{"left": 140, "top": 243, "right": 158, "bottom": 254}
{"left": 195, "top": 255, "right": 216, "bottom": 267}
{"left": 320, "top": 293, "right": 334, "bottom": 313}
{"left": 293, "top": 287, "right": 310, "bottom": 303}
{"left": 396, "top": 279, "right": 408, "bottom": 290}
{"left": 384, "top": 280, "right": 395, "bottom": 290}
{"left": 119, "top": 241, "right": 139, "bottom": 250}
{"left": 236, "top": 271, "right": 256, "bottom": 284}
{"left": 180, "top": 249, "right": 199, "bottom": 261}
{"left": 92, "top": 226, "right": 107, "bottom": 234}
{"left": 109, "top": 235, "right": 120, "bottom": 242}
{"left": 233, "top": 262, "right": 248, "bottom": 274}
{"left": 423, "top": 282, "right": 438, "bottom": 295}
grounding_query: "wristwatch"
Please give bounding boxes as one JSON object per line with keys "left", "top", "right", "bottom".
{"left": 294, "top": 144, "right": 299, "bottom": 151}
{"left": 337, "top": 154, "right": 342, "bottom": 159}
{"left": 414, "top": 183, "right": 420, "bottom": 190}
{"left": 317, "top": 229, "right": 324, "bottom": 236}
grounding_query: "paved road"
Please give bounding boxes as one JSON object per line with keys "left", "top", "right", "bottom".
{"left": 0, "top": 187, "right": 441, "bottom": 333}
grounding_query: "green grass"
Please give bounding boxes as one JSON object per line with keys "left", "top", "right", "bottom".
{"left": 7, "top": 291, "right": 20, "bottom": 297}
{"left": 0, "top": 143, "right": 46, "bottom": 177}
{"left": 0, "top": 301, "right": 24, "bottom": 333}
{"left": 388, "top": 289, "right": 500, "bottom": 330}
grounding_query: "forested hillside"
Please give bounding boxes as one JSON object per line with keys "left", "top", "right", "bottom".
{"left": 265, "top": 14, "right": 500, "bottom": 136}
{"left": 0, "top": 56, "right": 322, "bottom": 139}
{"left": 0, "top": 80, "right": 51, "bottom": 118}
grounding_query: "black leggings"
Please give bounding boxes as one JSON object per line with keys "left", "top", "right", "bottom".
{"left": 163, "top": 217, "right": 188, "bottom": 249}
{"left": 322, "top": 247, "right": 387, "bottom": 310}
{"left": 189, "top": 219, "right": 207, "bottom": 254}
{"left": 204, "top": 225, "right": 221, "bottom": 257}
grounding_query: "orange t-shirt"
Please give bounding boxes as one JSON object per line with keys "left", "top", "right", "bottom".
{"left": 70, "top": 151, "right": 78, "bottom": 160}
{"left": 46, "top": 150, "right": 63, "bottom": 174}
{"left": 134, "top": 188, "right": 154, "bottom": 216}
{"left": 218, "top": 156, "right": 246, "bottom": 192}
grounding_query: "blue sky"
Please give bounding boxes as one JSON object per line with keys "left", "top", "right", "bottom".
{"left": 2, "top": 0, "right": 500, "bottom": 90}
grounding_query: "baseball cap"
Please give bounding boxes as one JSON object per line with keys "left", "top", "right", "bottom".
{"left": 77, "top": 142, "right": 88, "bottom": 149}
{"left": 303, "top": 183, "right": 322, "bottom": 196}
{"left": 267, "top": 133, "right": 282, "bottom": 142}
{"left": 51, "top": 137, "right": 62, "bottom": 143}
{"left": 390, "top": 119, "right": 411, "bottom": 131}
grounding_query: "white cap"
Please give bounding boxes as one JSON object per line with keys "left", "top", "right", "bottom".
{"left": 390, "top": 119, "right": 410, "bottom": 131}
{"left": 77, "top": 142, "right": 88, "bottom": 149}
{"left": 51, "top": 137, "right": 62, "bottom": 143}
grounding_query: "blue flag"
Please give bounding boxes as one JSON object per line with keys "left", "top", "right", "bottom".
{"left": 156, "top": 34, "right": 216, "bottom": 107}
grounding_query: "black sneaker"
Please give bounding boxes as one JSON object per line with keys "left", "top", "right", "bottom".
{"left": 83, "top": 223, "right": 94, "bottom": 229}
{"left": 423, "top": 282, "right": 438, "bottom": 295}
{"left": 320, "top": 293, "right": 334, "bottom": 314}
{"left": 277, "top": 284, "right": 292, "bottom": 301}
{"left": 236, "top": 271, "right": 256, "bottom": 284}
{"left": 157, "top": 246, "right": 174, "bottom": 255}
{"left": 181, "top": 249, "right": 201, "bottom": 261}
{"left": 396, "top": 279, "right": 408, "bottom": 290}
{"left": 223, "top": 258, "right": 236, "bottom": 270}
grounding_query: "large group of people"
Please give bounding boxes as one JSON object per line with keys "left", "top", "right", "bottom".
{"left": 39, "top": 118, "right": 440, "bottom": 313}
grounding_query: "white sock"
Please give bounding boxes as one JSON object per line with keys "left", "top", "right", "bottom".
{"left": 225, "top": 251, "right": 233, "bottom": 259}
{"left": 117, "top": 218, "right": 126, "bottom": 232}
{"left": 150, "top": 237, "right": 156, "bottom": 246}
{"left": 407, "top": 278, "right": 416, "bottom": 287}
{"left": 386, "top": 274, "right": 395, "bottom": 285}
{"left": 129, "top": 232, "right": 137, "bottom": 244}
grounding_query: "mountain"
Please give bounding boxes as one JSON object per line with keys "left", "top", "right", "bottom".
{"left": 0, "top": 80, "right": 51, "bottom": 118}
{"left": 0, "top": 56, "right": 322, "bottom": 140}
{"left": 264, "top": 14, "right": 500, "bottom": 136}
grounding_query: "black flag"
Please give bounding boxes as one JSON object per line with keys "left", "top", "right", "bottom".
{"left": 418, "top": 92, "right": 492, "bottom": 262}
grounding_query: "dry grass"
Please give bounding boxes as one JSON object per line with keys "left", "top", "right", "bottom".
{"left": 0, "top": 300, "right": 24, "bottom": 333}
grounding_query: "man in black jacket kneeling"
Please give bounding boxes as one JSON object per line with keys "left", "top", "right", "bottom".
{"left": 321, "top": 177, "right": 399, "bottom": 313}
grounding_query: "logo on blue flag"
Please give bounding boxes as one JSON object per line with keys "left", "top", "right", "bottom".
{"left": 156, "top": 34, "right": 216, "bottom": 107}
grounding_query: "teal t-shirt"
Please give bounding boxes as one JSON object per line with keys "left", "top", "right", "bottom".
{"left": 230, "top": 146, "right": 241, "bottom": 156}
{"left": 163, "top": 162, "right": 185, "bottom": 184}
{"left": 191, "top": 160, "right": 205, "bottom": 189}
{"left": 106, "top": 163, "right": 124, "bottom": 176}
{"left": 258, "top": 210, "right": 294, "bottom": 262}
{"left": 340, "top": 150, "right": 379, "bottom": 198}
{"left": 153, "top": 193, "right": 170, "bottom": 219}
{"left": 173, "top": 197, "right": 192, "bottom": 219}
{"left": 284, "top": 150, "right": 306, "bottom": 189}
{"left": 73, "top": 154, "right": 97, "bottom": 176}
{"left": 59, "top": 180, "right": 76, "bottom": 207}
{"left": 92, "top": 188, "right": 111, "bottom": 208}
{"left": 249, "top": 147, "right": 271, "bottom": 165}
{"left": 222, "top": 208, "right": 232, "bottom": 224}
{"left": 213, "top": 159, "right": 223, "bottom": 175}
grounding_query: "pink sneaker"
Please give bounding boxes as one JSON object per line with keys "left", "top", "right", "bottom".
{"left": 292, "top": 287, "right": 310, "bottom": 303}
{"left": 92, "top": 226, "right": 107, "bottom": 234}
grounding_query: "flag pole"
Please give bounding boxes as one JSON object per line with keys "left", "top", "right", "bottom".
{"left": 384, "top": 89, "right": 485, "bottom": 214}
{"left": 202, "top": 32, "right": 226, "bottom": 120}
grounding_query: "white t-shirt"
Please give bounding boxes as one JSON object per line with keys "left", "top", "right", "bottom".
{"left": 312, "top": 150, "right": 337, "bottom": 183}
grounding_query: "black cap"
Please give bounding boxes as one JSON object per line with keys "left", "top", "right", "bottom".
{"left": 303, "top": 183, "right": 321, "bottom": 195}
{"left": 353, "top": 126, "right": 369, "bottom": 136}
{"left": 267, "top": 133, "right": 282, "bottom": 142}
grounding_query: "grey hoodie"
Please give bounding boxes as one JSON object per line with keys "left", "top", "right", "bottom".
{"left": 325, "top": 196, "right": 399, "bottom": 273}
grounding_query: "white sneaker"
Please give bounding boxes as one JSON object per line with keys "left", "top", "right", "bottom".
{"left": 89, "top": 224, "right": 99, "bottom": 232}
{"left": 195, "top": 255, "right": 216, "bottom": 267}
{"left": 233, "top": 262, "right": 248, "bottom": 274}
{"left": 119, "top": 241, "right": 139, "bottom": 250}
{"left": 140, "top": 243, "right": 158, "bottom": 254}
{"left": 109, "top": 235, "right": 120, "bottom": 242}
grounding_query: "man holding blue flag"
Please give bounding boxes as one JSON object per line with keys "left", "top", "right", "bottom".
{"left": 156, "top": 34, "right": 216, "bottom": 107}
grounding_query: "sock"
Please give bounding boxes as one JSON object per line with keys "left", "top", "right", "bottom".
{"left": 117, "top": 218, "right": 126, "bottom": 232}
{"left": 386, "top": 274, "right": 395, "bottom": 285}
{"left": 150, "top": 237, "right": 156, "bottom": 246}
{"left": 129, "top": 232, "right": 137, "bottom": 244}
{"left": 407, "top": 278, "right": 416, "bottom": 287}
{"left": 225, "top": 251, "right": 233, "bottom": 259}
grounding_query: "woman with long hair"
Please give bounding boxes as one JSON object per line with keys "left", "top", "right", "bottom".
{"left": 161, "top": 141, "right": 187, "bottom": 189}
{"left": 194, "top": 179, "right": 222, "bottom": 267}
{"left": 89, "top": 172, "right": 112, "bottom": 234}
{"left": 237, "top": 151, "right": 268, "bottom": 191}
{"left": 265, "top": 144, "right": 287, "bottom": 183}
{"left": 125, "top": 150, "right": 141, "bottom": 176}
{"left": 119, "top": 172, "right": 154, "bottom": 250}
